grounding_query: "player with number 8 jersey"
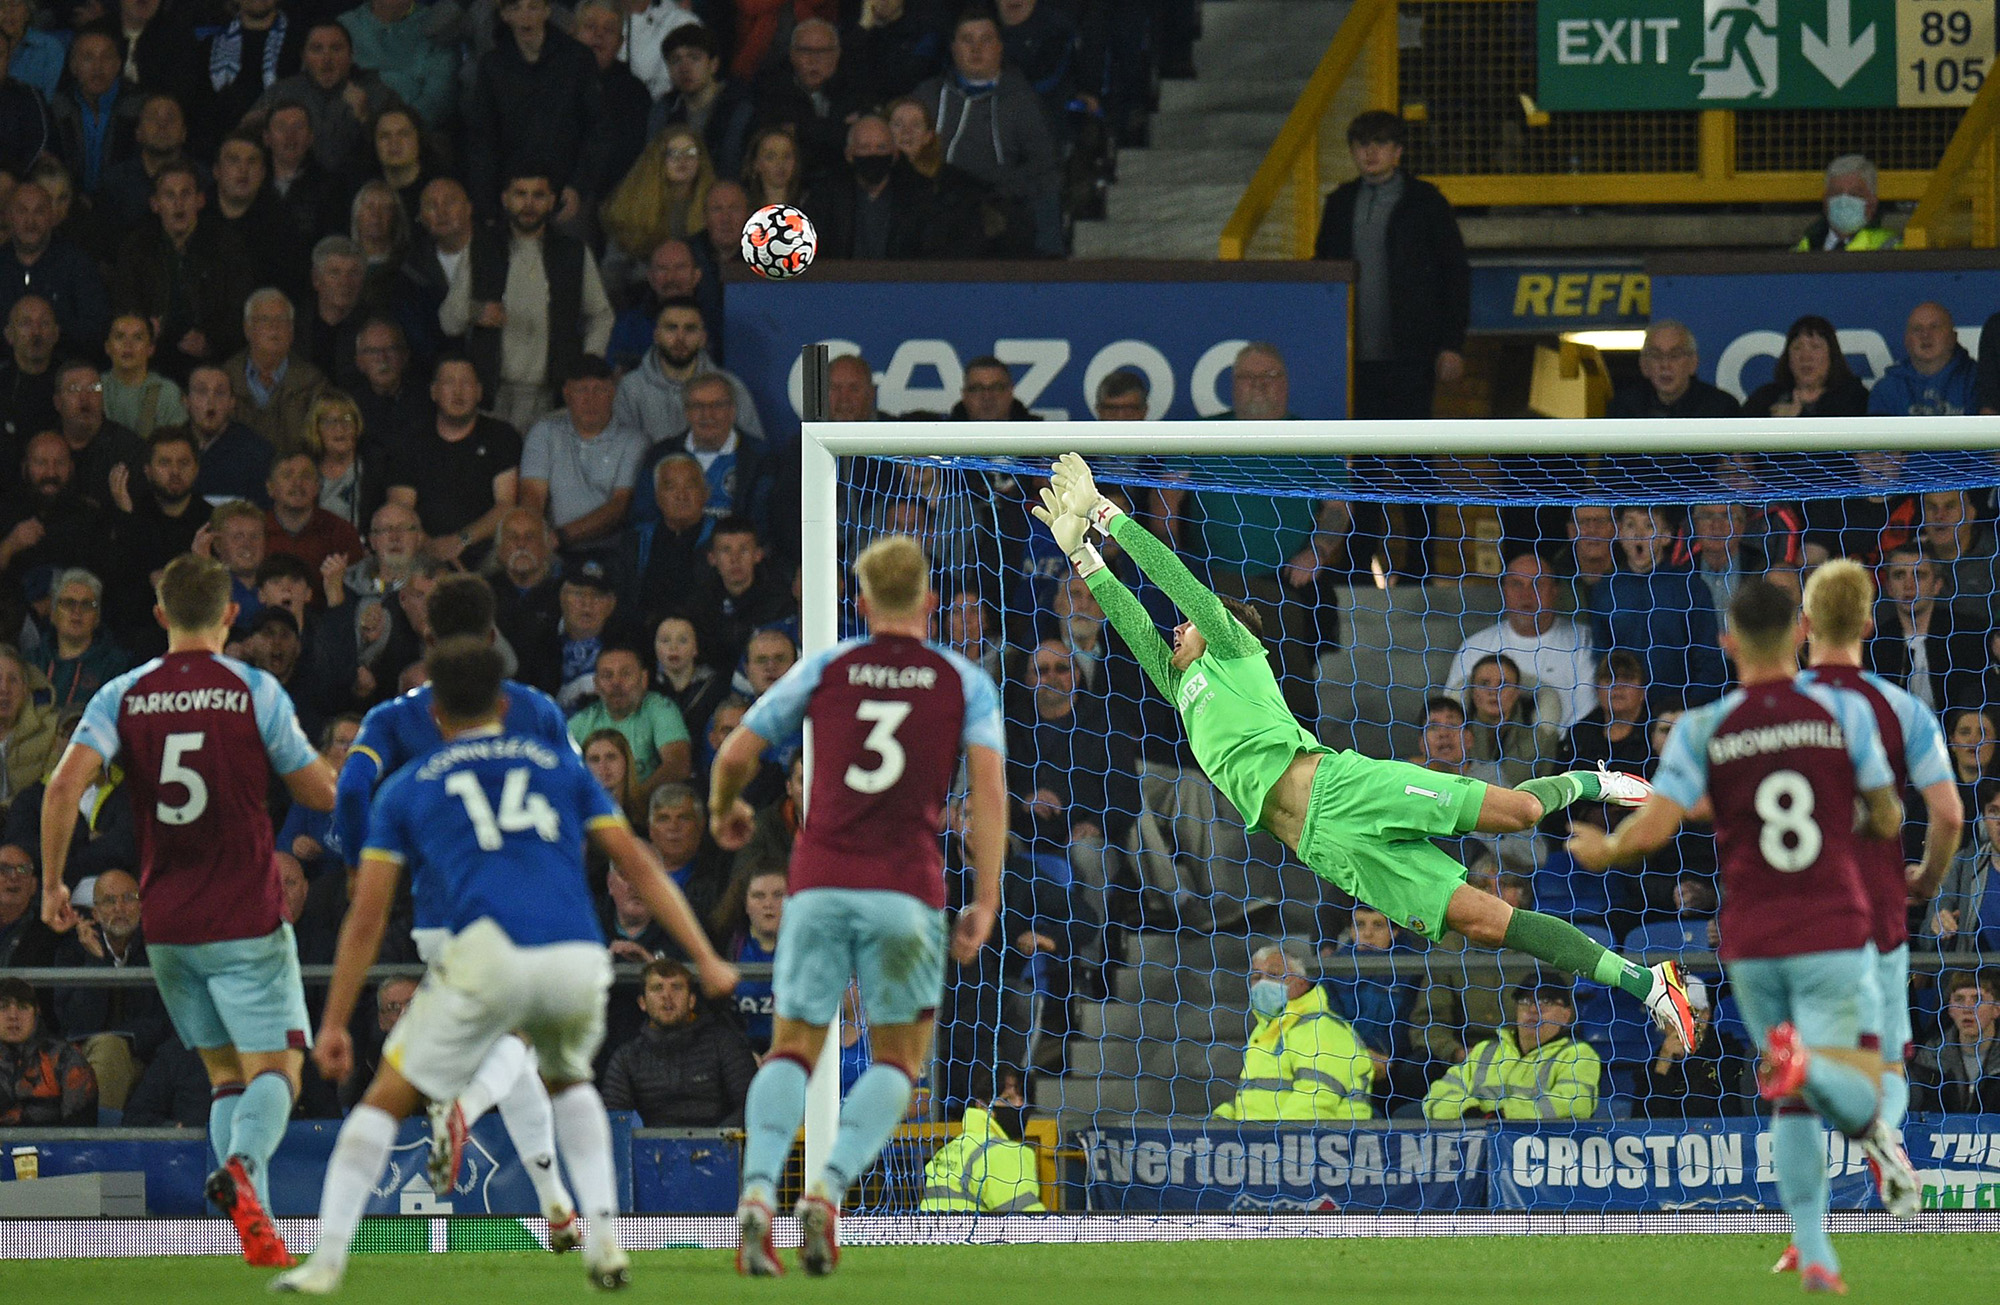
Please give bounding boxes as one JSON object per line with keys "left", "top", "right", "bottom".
{"left": 1569, "top": 577, "right": 1921, "bottom": 1290}
{"left": 708, "top": 535, "right": 1007, "bottom": 1278}
{"left": 37, "top": 554, "right": 338, "bottom": 1268}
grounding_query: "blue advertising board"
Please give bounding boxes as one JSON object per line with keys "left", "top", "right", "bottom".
{"left": 1469, "top": 260, "right": 1650, "bottom": 334}
{"left": 1078, "top": 1117, "right": 2000, "bottom": 1213}
{"left": 1646, "top": 252, "right": 2000, "bottom": 401}
{"left": 723, "top": 263, "right": 1352, "bottom": 441}
{"left": 1077, "top": 1125, "right": 1491, "bottom": 1212}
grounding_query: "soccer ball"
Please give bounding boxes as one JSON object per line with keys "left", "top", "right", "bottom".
{"left": 740, "top": 203, "right": 818, "bottom": 280}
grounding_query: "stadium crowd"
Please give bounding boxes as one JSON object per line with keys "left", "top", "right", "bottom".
{"left": 0, "top": 27, "right": 1995, "bottom": 1141}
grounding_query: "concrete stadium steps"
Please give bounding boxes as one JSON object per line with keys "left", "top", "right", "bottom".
{"left": 1076, "top": 998, "right": 1244, "bottom": 1044}
{"left": 1315, "top": 580, "right": 1507, "bottom": 756}
{"left": 1030, "top": 1068, "right": 1226, "bottom": 1118}
{"left": 1072, "top": 0, "right": 1349, "bottom": 259}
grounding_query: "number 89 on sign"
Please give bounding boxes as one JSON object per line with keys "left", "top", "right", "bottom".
{"left": 1899, "top": 0, "right": 1996, "bottom": 106}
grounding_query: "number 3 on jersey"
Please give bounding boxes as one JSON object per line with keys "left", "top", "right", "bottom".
{"left": 445, "top": 768, "right": 560, "bottom": 850}
{"left": 1754, "top": 769, "right": 1823, "bottom": 872}
{"left": 846, "top": 699, "right": 914, "bottom": 794}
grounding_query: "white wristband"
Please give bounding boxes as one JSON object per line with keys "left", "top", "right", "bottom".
{"left": 1069, "top": 543, "right": 1107, "bottom": 578}
{"left": 1085, "top": 500, "right": 1124, "bottom": 536}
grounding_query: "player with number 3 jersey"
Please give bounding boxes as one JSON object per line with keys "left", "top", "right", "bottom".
{"left": 38, "top": 554, "right": 338, "bottom": 1268}
{"left": 708, "top": 535, "right": 1007, "bottom": 1278}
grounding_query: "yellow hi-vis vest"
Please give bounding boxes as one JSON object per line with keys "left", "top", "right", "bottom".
{"left": 1422, "top": 1028, "right": 1602, "bottom": 1121}
{"left": 1793, "top": 226, "right": 1898, "bottom": 251}
{"left": 918, "top": 1107, "right": 1046, "bottom": 1213}
{"left": 1212, "top": 985, "right": 1375, "bottom": 1122}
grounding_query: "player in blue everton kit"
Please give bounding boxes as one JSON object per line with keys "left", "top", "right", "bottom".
{"left": 275, "top": 637, "right": 737, "bottom": 1295}
{"left": 328, "top": 574, "right": 589, "bottom": 1235}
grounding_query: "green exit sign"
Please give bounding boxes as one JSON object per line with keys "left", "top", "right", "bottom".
{"left": 1538, "top": 0, "right": 1993, "bottom": 109}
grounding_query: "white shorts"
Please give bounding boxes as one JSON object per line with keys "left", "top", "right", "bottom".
{"left": 384, "top": 918, "right": 612, "bottom": 1099}
{"left": 773, "top": 888, "right": 946, "bottom": 1027}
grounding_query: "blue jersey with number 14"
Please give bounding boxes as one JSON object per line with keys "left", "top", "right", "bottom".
{"left": 332, "top": 681, "right": 573, "bottom": 929}
{"left": 363, "top": 730, "right": 624, "bottom": 947}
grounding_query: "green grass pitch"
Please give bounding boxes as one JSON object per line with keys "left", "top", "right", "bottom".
{"left": 5, "top": 1235, "right": 1997, "bottom": 1304}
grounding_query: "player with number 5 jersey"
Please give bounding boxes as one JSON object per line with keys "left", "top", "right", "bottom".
{"left": 37, "top": 554, "right": 338, "bottom": 1268}
{"left": 708, "top": 535, "right": 1007, "bottom": 1278}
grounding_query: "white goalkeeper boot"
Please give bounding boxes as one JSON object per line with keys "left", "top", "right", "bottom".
{"left": 1643, "top": 959, "right": 1699, "bottom": 1051}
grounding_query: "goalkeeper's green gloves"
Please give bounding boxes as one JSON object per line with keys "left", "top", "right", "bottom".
{"left": 1032, "top": 487, "right": 1104, "bottom": 578}
{"left": 1050, "top": 452, "right": 1123, "bottom": 536}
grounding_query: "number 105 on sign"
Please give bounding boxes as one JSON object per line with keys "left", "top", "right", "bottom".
{"left": 1900, "top": 0, "right": 1996, "bottom": 106}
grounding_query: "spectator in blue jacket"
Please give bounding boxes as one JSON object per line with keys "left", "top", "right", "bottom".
{"left": 1320, "top": 904, "right": 1424, "bottom": 1107}
{"left": 1588, "top": 505, "right": 1727, "bottom": 709}
{"left": 1869, "top": 301, "right": 1977, "bottom": 416}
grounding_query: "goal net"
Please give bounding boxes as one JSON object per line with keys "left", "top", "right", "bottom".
{"left": 808, "top": 417, "right": 2000, "bottom": 1219}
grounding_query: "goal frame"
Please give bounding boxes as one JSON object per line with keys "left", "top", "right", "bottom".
{"left": 794, "top": 412, "right": 2000, "bottom": 1174}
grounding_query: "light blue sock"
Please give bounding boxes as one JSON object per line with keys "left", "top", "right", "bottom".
{"left": 814, "top": 1064, "right": 914, "bottom": 1206}
{"left": 207, "top": 1086, "right": 242, "bottom": 1172}
{"left": 1771, "top": 1112, "right": 1837, "bottom": 1275}
{"left": 1800, "top": 1055, "right": 1878, "bottom": 1137}
{"left": 228, "top": 1071, "right": 294, "bottom": 1210}
{"left": 1879, "top": 1070, "right": 1909, "bottom": 1134}
{"left": 739, "top": 1056, "right": 810, "bottom": 1207}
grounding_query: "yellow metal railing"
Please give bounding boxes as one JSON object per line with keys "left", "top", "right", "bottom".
{"left": 1904, "top": 71, "right": 2000, "bottom": 248}
{"left": 1218, "top": 0, "right": 1398, "bottom": 261}
{"left": 1222, "top": 0, "right": 1951, "bottom": 259}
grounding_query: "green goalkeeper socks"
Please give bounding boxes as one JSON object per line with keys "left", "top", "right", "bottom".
{"left": 1516, "top": 771, "right": 1602, "bottom": 820}
{"left": 1503, "top": 908, "right": 1654, "bottom": 1000}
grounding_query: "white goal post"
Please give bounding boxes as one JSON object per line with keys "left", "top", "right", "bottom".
{"left": 794, "top": 413, "right": 2000, "bottom": 1176}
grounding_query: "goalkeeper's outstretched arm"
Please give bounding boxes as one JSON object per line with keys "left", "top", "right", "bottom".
{"left": 1051, "top": 455, "right": 1260, "bottom": 660}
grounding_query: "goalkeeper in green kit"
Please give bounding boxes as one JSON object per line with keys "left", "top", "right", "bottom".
{"left": 1034, "top": 454, "right": 1698, "bottom": 1047}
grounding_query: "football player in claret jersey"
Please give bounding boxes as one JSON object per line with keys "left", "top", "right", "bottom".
{"left": 330, "top": 572, "right": 597, "bottom": 1242}
{"left": 1787, "top": 558, "right": 1962, "bottom": 1271}
{"left": 1036, "top": 454, "right": 1699, "bottom": 1048}
{"left": 38, "top": 553, "right": 339, "bottom": 1267}
{"left": 1570, "top": 578, "right": 1923, "bottom": 1293}
{"left": 707, "top": 535, "right": 1007, "bottom": 1278}
{"left": 274, "top": 637, "right": 739, "bottom": 1295}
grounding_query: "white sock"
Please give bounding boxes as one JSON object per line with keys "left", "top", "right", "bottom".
{"left": 550, "top": 1084, "right": 620, "bottom": 1252}
{"left": 313, "top": 1105, "right": 397, "bottom": 1273}
{"left": 456, "top": 1036, "right": 529, "bottom": 1126}
{"left": 495, "top": 1052, "right": 573, "bottom": 1217}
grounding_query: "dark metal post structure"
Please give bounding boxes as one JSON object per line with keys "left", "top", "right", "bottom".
{"left": 802, "top": 343, "right": 832, "bottom": 424}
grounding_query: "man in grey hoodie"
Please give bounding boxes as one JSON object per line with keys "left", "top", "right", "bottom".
{"left": 612, "top": 297, "right": 761, "bottom": 446}
{"left": 913, "top": 12, "right": 1061, "bottom": 255}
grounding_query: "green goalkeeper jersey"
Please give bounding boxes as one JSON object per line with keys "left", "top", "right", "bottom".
{"left": 1082, "top": 512, "right": 1329, "bottom": 832}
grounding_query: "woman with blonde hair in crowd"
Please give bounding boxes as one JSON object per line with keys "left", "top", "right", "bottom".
{"left": 0, "top": 645, "right": 58, "bottom": 817}
{"left": 305, "top": 390, "right": 388, "bottom": 532}
{"left": 601, "top": 125, "right": 715, "bottom": 266}
{"left": 349, "top": 179, "right": 412, "bottom": 307}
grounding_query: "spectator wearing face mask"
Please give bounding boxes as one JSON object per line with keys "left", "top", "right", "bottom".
{"left": 1793, "top": 154, "right": 1898, "bottom": 252}
{"left": 1212, "top": 940, "right": 1374, "bottom": 1122}
{"left": 802, "top": 114, "right": 931, "bottom": 260}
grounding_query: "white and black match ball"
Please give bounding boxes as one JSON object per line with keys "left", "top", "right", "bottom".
{"left": 740, "top": 203, "right": 818, "bottom": 280}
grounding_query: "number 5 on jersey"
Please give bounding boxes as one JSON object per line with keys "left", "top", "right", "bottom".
{"left": 157, "top": 731, "right": 209, "bottom": 824}
{"left": 446, "top": 768, "right": 561, "bottom": 850}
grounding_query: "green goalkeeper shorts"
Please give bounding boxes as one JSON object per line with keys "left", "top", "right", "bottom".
{"left": 1296, "top": 752, "right": 1488, "bottom": 942}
